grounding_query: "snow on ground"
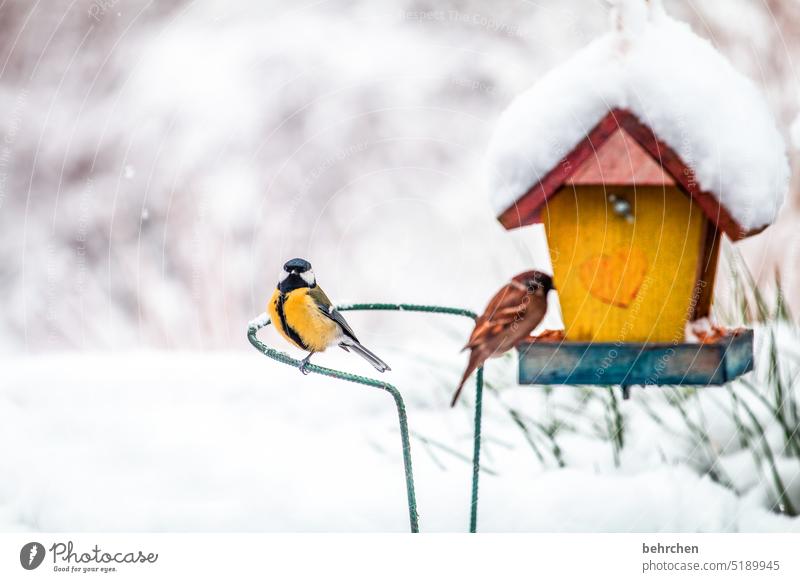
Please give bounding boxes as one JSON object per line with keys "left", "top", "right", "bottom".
{"left": 486, "top": 0, "right": 788, "bottom": 229}
{"left": 1, "top": 324, "right": 799, "bottom": 532}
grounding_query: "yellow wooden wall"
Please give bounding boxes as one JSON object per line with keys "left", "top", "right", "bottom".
{"left": 543, "top": 185, "right": 705, "bottom": 342}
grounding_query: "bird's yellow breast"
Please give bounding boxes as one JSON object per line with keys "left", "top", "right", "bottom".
{"left": 267, "top": 288, "right": 339, "bottom": 352}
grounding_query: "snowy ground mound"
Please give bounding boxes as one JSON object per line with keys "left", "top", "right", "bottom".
{"left": 1, "top": 323, "right": 799, "bottom": 532}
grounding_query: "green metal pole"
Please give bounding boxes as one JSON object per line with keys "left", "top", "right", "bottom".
{"left": 247, "top": 319, "right": 419, "bottom": 532}
{"left": 247, "top": 303, "right": 483, "bottom": 533}
{"left": 336, "top": 304, "right": 485, "bottom": 532}
{"left": 470, "top": 367, "right": 484, "bottom": 533}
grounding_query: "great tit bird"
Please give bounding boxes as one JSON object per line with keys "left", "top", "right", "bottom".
{"left": 452, "top": 270, "right": 555, "bottom": 406}
{"left": 267, "top": 258, "right": 390, "bottom": 374}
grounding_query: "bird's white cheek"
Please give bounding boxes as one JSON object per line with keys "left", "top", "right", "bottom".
{"left": 301, "top": 271, "right": 316, "bottom": 286}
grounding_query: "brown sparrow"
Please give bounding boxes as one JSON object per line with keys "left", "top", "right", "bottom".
{"left": 451, "top": 270, "right": 555, "bottom": 406}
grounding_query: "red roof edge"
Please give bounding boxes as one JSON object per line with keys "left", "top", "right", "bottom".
{"left": 496, "top": 108, "right": 761, "bottom": 241}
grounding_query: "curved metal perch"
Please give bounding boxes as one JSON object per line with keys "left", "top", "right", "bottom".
{"left": 247, "top": 303, "right": 484, "bottom": 533}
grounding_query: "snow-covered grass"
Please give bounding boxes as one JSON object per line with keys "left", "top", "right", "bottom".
{"left": 1, "top": 313, "right": 798, "bottom": 532}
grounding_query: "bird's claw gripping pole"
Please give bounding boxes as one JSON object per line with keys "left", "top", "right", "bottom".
{"left": 247, "top": 303, "right": 484, "bottom": 533}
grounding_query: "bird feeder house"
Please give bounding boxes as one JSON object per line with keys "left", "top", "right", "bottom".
{"left": 486, "top": 2, "right": 788, "bottom": 389}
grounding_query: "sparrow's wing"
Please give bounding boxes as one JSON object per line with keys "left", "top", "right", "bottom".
{"left": 465, "top": 282, "right": 528, "bottom": 349}
{"left": 308, "top": 285, "right": 359, "bottom": 342}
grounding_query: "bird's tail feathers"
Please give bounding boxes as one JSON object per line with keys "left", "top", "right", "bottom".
{"left": 451, "top": 350, "right": 481, "bottom": 407}
{"left": 340, "top": 339, "right": 391, "bottom": 372}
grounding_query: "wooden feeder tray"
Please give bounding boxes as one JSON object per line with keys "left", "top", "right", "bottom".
{"left": 516, "top": 329, "right": 754, "bottom": 387}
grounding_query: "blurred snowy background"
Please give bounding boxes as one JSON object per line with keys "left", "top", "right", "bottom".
{"left": 1, "top": 0, "right": 800, "bottom": 532}
{"left": 2, "top": 0, "right": 800, "bottom": 350}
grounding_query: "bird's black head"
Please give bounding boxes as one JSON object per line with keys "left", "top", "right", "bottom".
{"left": 278, "top": 258, "right": 316, "bottom": 293}
{"left": 283, "top": 258, "right": 311, "bottom": 273}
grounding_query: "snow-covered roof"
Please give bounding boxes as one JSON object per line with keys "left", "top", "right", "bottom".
{"left": 487, "top": 0, "right": 788, "bottom": 232}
